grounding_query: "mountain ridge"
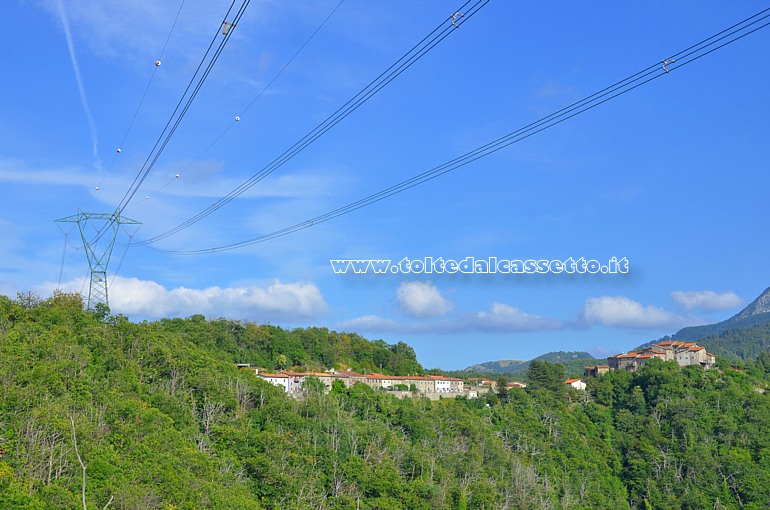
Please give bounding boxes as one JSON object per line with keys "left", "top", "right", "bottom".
{"left": 674, "top": 286, "right": 770, "bottom": 342}
{"left": 731, "top": 286, "right": 770, "bottom": 320}
{"left": 464, "top": 351, "right": 600, "bottom": 376}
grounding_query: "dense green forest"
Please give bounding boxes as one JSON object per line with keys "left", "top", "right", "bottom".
{"left": 692, "top": 322, "right": 770, "bottom": 361}
{"left": 3, "top": 292, "right": 770, "bottom": 509}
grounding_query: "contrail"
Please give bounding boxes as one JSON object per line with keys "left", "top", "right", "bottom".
{"left": 55, "top": 0, "right": 102, "bottom": 172}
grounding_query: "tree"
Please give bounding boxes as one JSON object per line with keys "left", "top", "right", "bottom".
{"left": 526, "top": 360, "right": 567, "bottom": 397}
{"left": 330, "top": 378, "right": 346, "bottom": 395}
{"left": 89, "top": 302, "right": 111, "bottom": 322}
{"left": 496, "top": 376, "right": 509, "bottom": 402}
{"left": 301, "top": 376, "right": 326, "bottom": 397}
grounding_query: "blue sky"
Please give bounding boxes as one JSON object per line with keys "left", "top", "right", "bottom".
{"left": 2, "top": 0, "right": 769, "bottom": 369}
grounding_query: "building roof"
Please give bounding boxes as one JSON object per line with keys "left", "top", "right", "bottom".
{"left": 304, "top": 372, "right": 339, "bottom": 378}
{"left": 334, "top": 370, "right": 365, "bottom": 378}
{"left": 564, "top": 378, "right": 583, "bottom": 384}
{"left": 258, "top": 373, "right": 288, "bottom": 379}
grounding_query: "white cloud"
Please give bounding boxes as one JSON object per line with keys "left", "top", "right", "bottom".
{"left": 38, "top": 276, "right": 328, "bottom": 321}
{"left": 469, "top": 302, "right": 562, "bottom": 333}
{"left": 337, "top": 302, "right": 561, "bottom": 335}
{"left": 336, "top": 315, "right": 406, "bottom": 332}
{"left": 396, "top": 281, "right": 452, "bottom": 318}
{"left": 671, "top": 290, "right": 744, "bottom": 312}
{"left": 0, "top": 159, "right": 94, "bottom": 187}
{"left": 583, "top": 295, "right": 688, "bottom": 329}
{"left": 0, "top": 158, "right": 337, "bottom": 198}
{"left": 0, "top": 281, "right": 19, "bottom": 298}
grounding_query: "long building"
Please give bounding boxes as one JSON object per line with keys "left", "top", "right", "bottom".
{"left": 253, "top": 368, "right": 464, "bottom": 396}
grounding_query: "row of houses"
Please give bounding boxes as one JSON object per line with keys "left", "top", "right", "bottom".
{"left": 253, "top": 368, "right": 465, "bottom": 395}
{"left": 252, "top": 366, "right": 591, "bottom": 398}
{"left": 585, "top": 340, "right": 716, "bottom": 376}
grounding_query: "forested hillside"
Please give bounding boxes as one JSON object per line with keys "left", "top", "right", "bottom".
{"left": 695, "top": 322, "right": 770, "bottom": 361}
{"left": 3, "top": 293, "right": 770, "bottom": 509}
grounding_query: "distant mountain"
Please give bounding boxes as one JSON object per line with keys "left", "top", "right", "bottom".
{"left": 465, "top": 351, "right": 602, "bottom": 377}
{"left": 696, "top": 322, "right": 770, "bottom": 360}
{"left": 674, "top": 287, "right": 770, "bottom": 341}
{"left": 465, "top": 359, "right": 527, "bottom": 373}
{"left": 732, "top": 286, "right": 770, "bottom": 320}
{"left": 631, "top": 287, "right": 770, "bottom": 360}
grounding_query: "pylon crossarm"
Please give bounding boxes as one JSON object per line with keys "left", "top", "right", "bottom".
{"left": 55, "top": 211, "right": 140, "bottom": 309}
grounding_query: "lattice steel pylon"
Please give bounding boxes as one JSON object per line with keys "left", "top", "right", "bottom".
{"left": 55, "top": 211, "right": 141, "bottom": 310}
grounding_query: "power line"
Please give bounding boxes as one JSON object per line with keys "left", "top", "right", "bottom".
{"left": 152, "top": 7, "right": 770, "bottom": 255}
{"left": 109, "top": 222, "right": 141, "bottom": 290}
{"left": 134, "top": 0, "right": 490, "bottom": 246}
{"left": 55, "top": 222, "right": 76, "bottom": 287}
{"left": 86, "top": 0, "right": 250, "bottom": 247}
{"left": 125, "top": 0, "right": 346, "bottom": 209}
{"left": 114, "top": 0, "right": 251, "bottom": 215}
{"left": 240, "top": 0, "right": 347, "bottom": 118}
{"left": 86, "top": 0, "right": 187, "bottom": 202}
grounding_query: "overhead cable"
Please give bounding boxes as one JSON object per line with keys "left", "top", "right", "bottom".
{"left": 153, "top": 7, "right": 770, "bottom": 254}
{"left": 135, "top": 0, "right": 490, "bottom": 245}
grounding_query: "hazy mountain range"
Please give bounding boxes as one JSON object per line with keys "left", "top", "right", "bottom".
{"left": 466, "top": 286, "right": 770, "bottom": 373}
{"left": 464, "top": 351, "right": 600, "bottom": 376}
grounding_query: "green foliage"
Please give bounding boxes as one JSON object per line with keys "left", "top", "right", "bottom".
{"left": 696, "top": 321, "right": 770, "bottom": 360}
{"left": 496, "top": 376, "right": 508, "bottom": 402}
{"left": 525, "top": 359, "right": 567, "bottom": 397}
{"left": 4, "top": 292, "right": 770, "bottom": 509}
{"left": 301, "top": 375, "right": 326, "bottom": 397}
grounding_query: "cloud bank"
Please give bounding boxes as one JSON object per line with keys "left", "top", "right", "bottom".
{"left": 35, "top": 276, "right": 328, "bottom": 321}
{"left": 671, "top": 289, "right": 744, "bottom": 312}
{"left": 583, "top": 295, "right": 689, "bottom": 329}
{"left": 337, "top": 301, "right": 562, "bottom": 335}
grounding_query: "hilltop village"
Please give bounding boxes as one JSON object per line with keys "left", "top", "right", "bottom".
{"left": 585, "top": 340, "right": 716, "bottom": 377}
{"left": 247, "top": 339, "right": 717, "bottom": 398}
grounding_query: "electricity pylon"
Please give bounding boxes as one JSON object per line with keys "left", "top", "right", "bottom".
{"left": 55, "top": 211, "right": 141, "bottom": 310}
